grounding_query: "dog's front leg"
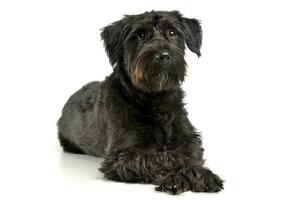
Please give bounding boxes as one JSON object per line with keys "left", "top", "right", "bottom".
{"left": 155, "top": 115, "right": 224, "bottom": 194}
{"left": 99, "top": 148, "right": 189, "bottom": 184}
{"left": 99, "top": 149, "right": 158, "bottom": 183}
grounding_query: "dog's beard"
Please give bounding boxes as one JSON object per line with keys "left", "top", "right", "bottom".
{"left": 131, "top": 51, "right": 186, "bottom": 92}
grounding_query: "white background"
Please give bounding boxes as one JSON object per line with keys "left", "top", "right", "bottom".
{"left": 0, "top": 0, "right": 301, "bottom": 199}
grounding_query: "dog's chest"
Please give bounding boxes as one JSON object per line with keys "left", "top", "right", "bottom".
{"left": 123, "top": 89, "right": 184, "bottom": 150}
{"left": 143, "top": 105, "right": 179, "bottom": 150}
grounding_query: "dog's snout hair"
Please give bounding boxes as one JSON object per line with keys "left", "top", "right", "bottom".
{"left": 152, "top": 28, "right": 166, "bottom": 40}
{"left": 148, "top": 39, "right": 170, "bottom": 51}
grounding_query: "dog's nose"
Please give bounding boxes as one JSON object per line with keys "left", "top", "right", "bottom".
{"left": 155, "top": 52, "right": 171, "bottom": 61}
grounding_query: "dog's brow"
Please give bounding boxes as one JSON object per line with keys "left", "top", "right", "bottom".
{"left": 132, "top": 22, "right": 152, "bottom": 31}
{"left": 157, "top": 21, "right": 183, "bottom": 35}
{"left": 155, "top": 18, "right": 178, "bottom": 29}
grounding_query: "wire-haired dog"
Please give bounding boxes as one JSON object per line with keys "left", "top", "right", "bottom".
{"left": 58, "top": 10, "right": 223, "bottom": 195}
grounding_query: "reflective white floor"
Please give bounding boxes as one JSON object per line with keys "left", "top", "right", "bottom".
{"left": 2, "top": 130, "right": 300, "bottom": 200}
{"left": 0, "top": 133, "right": 224, "bottom": 199}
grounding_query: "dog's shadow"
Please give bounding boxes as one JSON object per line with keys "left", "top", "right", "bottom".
{"left": 59, "top": 151, "right": 104, "bottom": 181}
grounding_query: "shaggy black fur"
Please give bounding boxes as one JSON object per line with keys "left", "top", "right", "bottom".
{"left": 57, "top": 10, "right": 223, "bottom": 195}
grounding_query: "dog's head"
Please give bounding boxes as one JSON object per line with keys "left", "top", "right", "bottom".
{"left": 101, "top": 11, "right": 202, "bottom": 92}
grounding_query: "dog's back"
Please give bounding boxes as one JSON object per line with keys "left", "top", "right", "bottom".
{"left": 57, "top": 81, "right": 107, "bottom": 157}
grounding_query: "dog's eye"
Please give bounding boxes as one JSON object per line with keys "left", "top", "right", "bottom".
{"left": 168, "top": 30, "right": 177, "bottom": 38}
{"left": 137, "top": 33, "right": 145, "bottom": 40}
{"left": 133, "top": 32, "right": 145, "bottom": 41}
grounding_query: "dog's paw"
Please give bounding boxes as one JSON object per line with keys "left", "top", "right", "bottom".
{"left": 155, "top": 174, "right": 190, "bottom": 195}
{"left": 100, "top": 168, "right": 122, "bottom": 182}
{"left": 192, "top": 169, "right": 224, "bottom": 192}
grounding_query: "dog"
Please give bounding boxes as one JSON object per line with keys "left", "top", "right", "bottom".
{"left": 57, "top": 10, "right": 223, "bottom": 195}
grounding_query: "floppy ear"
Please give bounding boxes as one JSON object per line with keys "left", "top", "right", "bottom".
{"left": 101, "top": 18, "right": 127, "bottom": 66}
{"left": 182, "top": 18, "right": 202, "bottom": 57}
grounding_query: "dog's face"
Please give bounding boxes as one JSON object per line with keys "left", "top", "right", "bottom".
{"left": 101, "top": 11, "right": 202, "bottom": 92}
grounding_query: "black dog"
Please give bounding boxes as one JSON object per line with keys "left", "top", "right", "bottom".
{"left": 58, "top": 10, "right": 223, "bottom": 195}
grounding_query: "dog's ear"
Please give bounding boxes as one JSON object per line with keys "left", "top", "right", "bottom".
{"left": 101, "top": 17, "right": 129, "bottom": 66}
{"left": 182, "top": 18, "right": 202, "bottom": 57}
